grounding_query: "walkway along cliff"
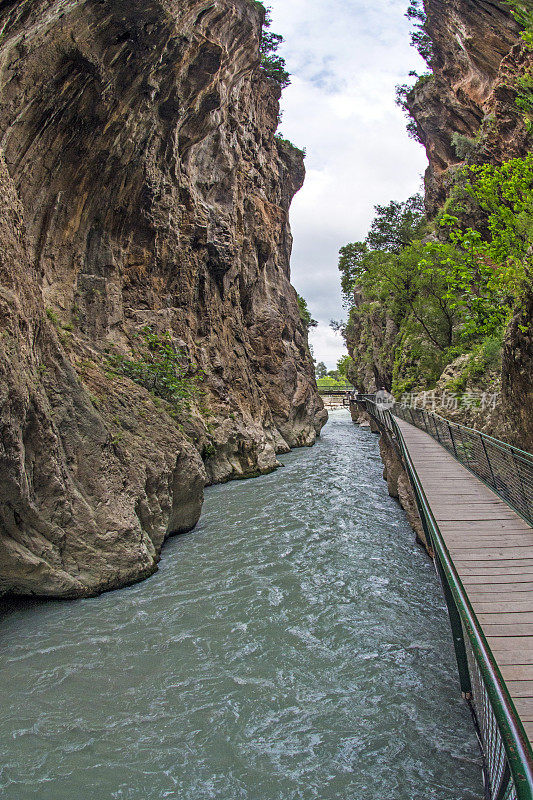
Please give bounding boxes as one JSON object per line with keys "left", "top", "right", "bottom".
{"left": 351, "top": 395, "right": 533, "bottom": 800}
{"left": 0, "top": 0, "right": 326, "bottom": 599}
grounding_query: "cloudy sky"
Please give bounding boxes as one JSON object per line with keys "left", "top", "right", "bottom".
{"left": 267, "top": 0, "right": 429, "bottom": 369}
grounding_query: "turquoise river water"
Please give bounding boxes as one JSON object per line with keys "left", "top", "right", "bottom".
{"left": 0, "top": 409, "right": 483, "bottom": 799}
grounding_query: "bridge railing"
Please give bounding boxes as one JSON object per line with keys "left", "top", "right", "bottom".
{"left": 354, "top": 396, "right": 533, "bottom": 800}
{"left": 352, "top": 396, "right": 533, "bottom": 526}
{"left": 393, "top": 404, "right": 533, "bottom": 526}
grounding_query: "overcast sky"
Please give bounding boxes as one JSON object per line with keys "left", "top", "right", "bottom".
{"left": 267, "top": 0, "right": 429, "bottom": 369}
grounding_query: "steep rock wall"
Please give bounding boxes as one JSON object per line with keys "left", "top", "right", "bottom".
{"left": 407, "top": 0, "right": 526, "bottom": 214}
{"left": 0, "top": 0, "right": 326, "bottom": 598}
{"left": 346, "top": 0, "right": 531, "bottom": 449}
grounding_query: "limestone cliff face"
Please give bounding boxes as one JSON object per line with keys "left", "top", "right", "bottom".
{"left": 344, "top": 292, "right": 397, "bottom": 393}
{"left": 346, "top": 0, "right": 532, "bottom": 449}
{"left": 407, "top": 0, "right": 528, "bottom": 214}
{"left": 405, "top": 0, "right": 532, "bottom": 449}
{"left": 0, "top": 0, "right": 325, "bottom": 598}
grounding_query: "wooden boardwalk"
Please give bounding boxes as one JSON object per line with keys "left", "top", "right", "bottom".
{"left": 396, "top": 417, "right": 533, "bottom": 745}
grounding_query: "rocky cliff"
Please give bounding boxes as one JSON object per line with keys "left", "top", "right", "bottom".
{"left": 407, "top": 0, "right": 528, "bottom": 215}
{"left": 408, "top": 0, "right": 532, "bottom": 449}
{"left": 345, "top": 0, "right": 532, "bottom": 449}
{"left": 0, "top": 0, "right": 326, "bottom": 598}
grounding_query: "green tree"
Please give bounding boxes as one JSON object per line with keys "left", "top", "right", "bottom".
{"left": 338, "top": 195, "right": 426, "bottom": 304}
{"left": 107, "top": 327, "right": 202, "bottom": 411}
{"left": 366, "top": 195, "right": 426, "bottom": 252}
{"left": 260, "top": 11, "right": 290, "bottom": 89}
{"left": 336, "top": 354, "right": 354, "bottom": 378}
{"left": 297, "top": 294, "right": 318, "bottom": 330}
{"left": 315, "top": 361, "right": 327, "bottom": 379}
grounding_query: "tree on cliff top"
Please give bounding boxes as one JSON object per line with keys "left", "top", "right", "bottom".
{"left": 260, "top": 9, "right": 290, "bottom": 89}
{"left": 297, "top": 294, "right": 318, "bottom": 331}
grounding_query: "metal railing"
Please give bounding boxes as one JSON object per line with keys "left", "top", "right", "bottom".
{"left": 352, "top": 396, "right": 533, "bottom": 526}
{"left": 353, "top": 396, "right": 533, "bottom": 799}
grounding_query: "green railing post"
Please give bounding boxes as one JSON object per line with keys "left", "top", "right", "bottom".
{"left": 480, "top": 433, "right": 497, "bottom": 491}
{"left": 448, "top": 421, "right": 458, "bottom": 459}
{"left": 435, "top": 558, "right": 472, "bottom": 697}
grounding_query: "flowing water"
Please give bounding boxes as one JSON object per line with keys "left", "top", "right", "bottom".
{"left": 0, "top": 410, "right": 483, "bottom": 800}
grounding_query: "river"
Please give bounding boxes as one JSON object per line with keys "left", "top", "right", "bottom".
{"left": 0, "top": 409, "right": 483, "bottom": 799}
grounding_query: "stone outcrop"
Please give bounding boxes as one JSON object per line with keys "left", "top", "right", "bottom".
{"left": 502, "top": 288, "right": 533, "bottom": 451}
{"left": 407, "top": 0, "right": 528, "bottom": 215}
{"left": 0, "top": 0, "right": 325, "bottom": 598}
{"left": 344, "top": 291, "right": 398, "bottom": 392}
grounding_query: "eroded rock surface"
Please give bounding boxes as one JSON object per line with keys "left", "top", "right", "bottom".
{"left": 407, "top": 0, "right": 527, "bottom": 214}
{"left": 0, "top": 0, "right": 325, "bottom": 597}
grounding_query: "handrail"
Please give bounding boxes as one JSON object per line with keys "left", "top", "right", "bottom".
{"left": 354, "top": 395, "right": 533, "bottom": 799}
{"left": 390, "top": 410, "right": 533, "bottom": 800}
{"left": 351, "top": 394, "right": 533, "bottom": 526}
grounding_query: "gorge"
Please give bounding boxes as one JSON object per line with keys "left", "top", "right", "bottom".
{"left": 0, "top": 0, "right": 532, "bottom": 798}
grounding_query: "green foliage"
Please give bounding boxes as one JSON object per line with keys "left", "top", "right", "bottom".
{"left": 395, "top": 1, "right": 437, "bottom": 143}
{"left": 275, "top": 135, "right": 306, "bottom": 158}
{"left": 260, "top": 10, "right": 290, "bottom": 89}
{"left": 505, "top": 1, "right": 533, "bottom": 130}
{"left": 516, "top": 72, "right": 533, "bottom": 132}
{"left": 107, "top": 327, "right": 202, "bottom": 413}
{"left": 316, "top": 376, "right": 351, "bottom": 390}
{"left": 506, "top": 0, "right": 533, "bottom": 49}
{"left": 46, "top": 307, "right": 59, "bottom": 326}
{"left": 297, "top": 294, "right": 317, "bottom": 330}
{"left": 444, "top": 332, "right": 504, "bottom": 393}
{"left": 438, "top": 154, "right": 533, "bottom": 337}
{"left": 315, "top": 361, "right": 327, "bottom": 379}
{"left": 405, "top": 0, "right": 434, "bottom": 66}
{"left": 338, "top": 195, "right": 426, "bottom": 304}
{"left": 451, "top": 132, "right": 479, "bottom": 161}
{"left": 367, "top": 195, "right": 426, "bottom": 252}
{"left": 339, "top": 154, "right": 533, "bottom": 395}
{"left": 336, "top": 354, "right": 353, "bottom": 378}
{"left": 395, "top": 81, "right": 428, "bottom": 144}
{"left": 338, "top": 242, "right": 368, "bottom": 304}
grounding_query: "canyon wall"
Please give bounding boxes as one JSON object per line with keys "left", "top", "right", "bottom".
{"left": 0, "top": 0, "right": 326, "bottom": 598}
{"left": 408, "top": 0, "right": 528, "bottom": 215}
{"left": 346, "top": 0, "right": 532, "bottom": 449}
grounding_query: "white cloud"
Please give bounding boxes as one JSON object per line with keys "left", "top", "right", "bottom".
{"left": 267, "top": 0, "right": 429, "bottom": 369}
{"left": 309, "top": 323, "right": 346, "bottom": 369}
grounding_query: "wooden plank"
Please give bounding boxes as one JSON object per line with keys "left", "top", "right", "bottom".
{"left": 463, "top": 576, "right": 533, "bottom": 586}
{"left": 487, "top": 636, "right": 533, "bottom": 651}
{"left": 465, "top": 583, "right": 533, "bottom": 605}
{"left": 455, "top": 559, "right": 533, "bottom": 568}
{"left": 451, "top": 549, "right": 533, "bottom": 561}
{"left": 501, "top": 665, "right": 533, "bottom": 681}
{"left": 512, "top": 699, "right": 533, "bottom": 722}
{"left": 524, "top": 722, "right": 533, "bottom": 741}
{"left": 475, "top": 600, "right": 533, "bottom": 612}
{"left": 457, "top": 565, "right": 533, "bottom": 575}
{"left": 475, "top": 649, "right": 533, "bottom": 666}
{"left": 447, "top": 539, "right": 533, "bottom": 550}
{"left": 482, "top": 623, "right": 533, "bottom": 637}
{"left": 478, "top": 612, "right": 533, "bottom": 625}
{"left": 505, "top": 681, "right": 533, "bottom": 697}
{"left": 441, "top": 521, "right": 531, "bottom": 531}
{"left": 467, "top": 590, "right": 533, "bottom": 602}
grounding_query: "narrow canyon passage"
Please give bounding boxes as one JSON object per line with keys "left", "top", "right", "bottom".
{"left": 0, "top": 411, "right": 483, "bottom": 800}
